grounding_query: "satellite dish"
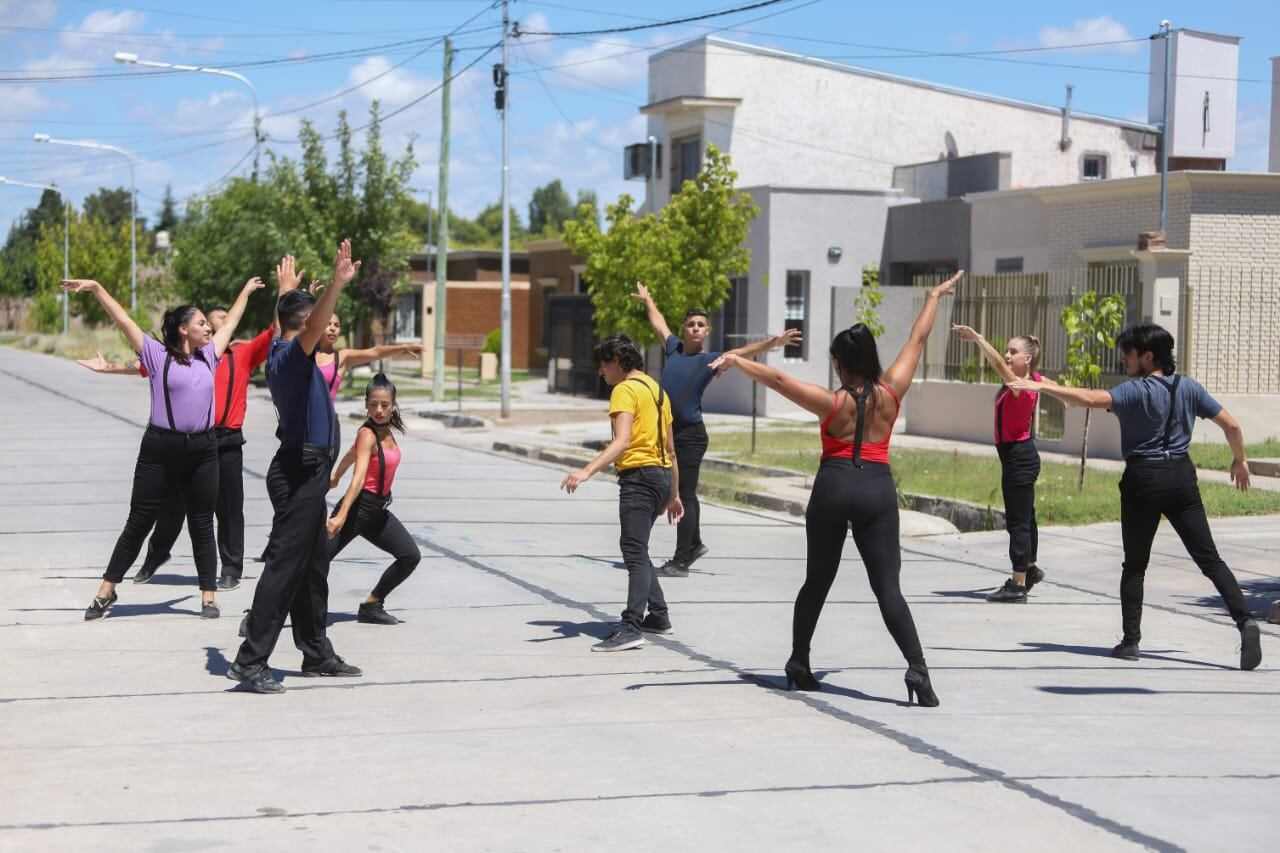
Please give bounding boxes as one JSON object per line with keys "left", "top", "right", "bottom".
{"left": 944, "top": 131, "right": 958, "bottom": 160}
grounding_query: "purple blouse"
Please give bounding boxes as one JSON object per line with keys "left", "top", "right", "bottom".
{"left": 138, "top": 336, "right": 219, "bottom": 433}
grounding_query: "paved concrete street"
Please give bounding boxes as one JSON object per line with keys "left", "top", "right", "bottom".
{"left": 2, "top": 345, "right": 1277, "bottom": 852}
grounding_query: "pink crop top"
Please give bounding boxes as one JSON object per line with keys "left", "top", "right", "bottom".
{"left": 317, "top": 357, "right": 341, "bottom": 402}
{"left": 359, "top": 426, "right": 401, "bottom": 497}
{"left": 820, "top": 383, "right": 900, "bottom": 464}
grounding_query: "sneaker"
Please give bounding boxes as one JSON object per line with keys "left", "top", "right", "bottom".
{"left": 591, "top": 625, "right": 644, "bottom": 652}
{"left": 1025, "top": 566, "right": 1045, "bottom": 593}
{"left": 986, "top": 579, "right": 1027, "bottom": 603}
{"left": 686, "top": 543, "right": 709, "bottom": 567}
{"left": 216, "top": 575, "right": 240, "bottom": 592}
{"left": 84, "top": 590, "right": 118, "bottom": 621}
{"left": 357, "top": 601, "right": 400, "bottom": 625}
{"left": 1268, "top": 600, "right": 1280, "bottom": 625}
{"left": 238, "top": 609, "right": 250, "bottom": 638}
{"left": 655, "top": 560, "right": 689, "bottom": 578}
{"left": 200, "top": 600, "right": 220, "bottom": 620}
{"left": 226, "top": 661, "right": 285, "bottom": 694}
{"left": 638, "top": 613, "right": 673, "bottom": 635}
{"left": 1111, "top": 640, "right": 1140, "bottom": 661}
{"left": 133, "top": 560, "right": 164, "bottom": 584}
{"left": 301, "top": 656, "right": 363, "bottom": 677}
{"left": 1240, "top": 619, "right": 1262, "bottom": 671}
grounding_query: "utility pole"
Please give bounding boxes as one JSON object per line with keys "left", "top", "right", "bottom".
{"left": 433, "top": 38, "right": 453, "bottom": 403}
{"left": 1158, "top": 20, "right": 1173, "bottom": 234}
{"left": 498, "top": 0, "right": 513, "bottom": 419}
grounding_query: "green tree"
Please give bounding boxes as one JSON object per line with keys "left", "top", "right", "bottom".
{"left": 563, "top": 144, "right": 758, "bottom": 343}
{"left": 575, "top": 189, "right": 600, "bottom": 228}
{"left": 1, "top": 187, "right": 65, "bottom": 299}
{"left": 33, "top": 209, "right": 136, "bottom": 331}
{"left": 83, "top": 187, "right": 138, "bottom": 231}
{"left": 854, "top": 263, "right": 885, "bottom": 337}
{"left": 1059, "top": 290, "right": 1127, "bottom": 490}
{"left": 155, "top": 184, "right": 180, "bottom": 233}
{"left": 528, "top": 179, "right": 574, "bottom": 235}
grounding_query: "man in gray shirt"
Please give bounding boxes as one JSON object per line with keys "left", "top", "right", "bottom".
{"left": 1013, "top": 323, "right": 1261, "bottom": 671}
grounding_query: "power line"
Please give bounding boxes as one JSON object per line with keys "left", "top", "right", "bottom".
{"left": 515, "top": 42, "right": 612, "bottom": 152}
{"left": 516, "top": 0, "right": 793, "bottom": 36}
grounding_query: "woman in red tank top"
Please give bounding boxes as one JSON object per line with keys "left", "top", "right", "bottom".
{"left": 327, "top": 374, "right": 421, "bottom": 625}
{"left": 952, "top": 326, "right": 1056, "bottom": 603}
{"left": 711, "top": 271, "right": 963, "bottom": 708}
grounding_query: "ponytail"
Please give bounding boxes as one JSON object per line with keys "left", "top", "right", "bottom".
{"left": 365, "top": 372, "right": 406, "bottom": 433}
{"left": 161, "top": 305, "right": 201, "bottom": 365}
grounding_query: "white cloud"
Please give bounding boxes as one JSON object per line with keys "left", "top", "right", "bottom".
{"left": 23, "top": 9, "right": 167, "bottom": 73}
{"left": 0, "top": 0, "right": 58, "bottom": 30}
{"left": 0, "top": 84, "right": 51, "bottom": 118}
{"left": 1037, "top": 16, "right": 1142, "bottom": 55}
{"left": 345, "top": 56, "right": 440, "bottom": 107}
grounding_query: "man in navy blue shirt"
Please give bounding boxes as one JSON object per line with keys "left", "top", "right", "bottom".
{"left": 633, "top": 282, "right": 801, "bottom": 576}
{"left": 229, "top": 240, "right": 364, "bottom": 694}
{"left": 1014, "top": 324, "right": 1261, "bottom": 671}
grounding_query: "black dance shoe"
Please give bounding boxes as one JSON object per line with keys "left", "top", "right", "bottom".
{"left": 904, "top": 665, "right": 940, "bottom": 707}
{"left": 302, "top": 656, "right": 363, "bottom": 677}
{"left": 1240, "top": 620, "right": 1262, "bottom": 671}
{"left": 784, "top": 658, "right": 821, "bottom": 691}
{"left": 357, "top": 601, "right": 401, "bottom": 625}
{"left": 1110, "top": 640, "right": 1140, "bottom": 661}
{"left": 1025, "top": 566, "right": 1045, "bottom": 592}
{"left": 84, "top": 591, "right": 118, "bottom": 621}
{"left": 226, "top": 661, "right": 285, "bottom": 694}
{"left": 986, "top": 579, "right": 1027, "bottom": 603}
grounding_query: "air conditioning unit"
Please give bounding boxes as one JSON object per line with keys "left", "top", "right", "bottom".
{"left": 624, "top": 142, "right": 661, "bottom": 180}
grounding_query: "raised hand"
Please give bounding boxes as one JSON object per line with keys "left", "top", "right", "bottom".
{"left": 61, "top": 279, "right": 100, "bottom": 294}
{"left": 241, "top": 276, "right": 266, "bottom": 294}
{"left": 933, "top": 269, "right": 964, "bottom": 298}
{"left": 308, "top": 279, "right": 324, "bottom": 295}
{"left": 952, "top": 323, "right": 980, "bottom": 342}
{"left": 332, "top": 239, "right": 361, "bottom": 286}
{"left": 75, "top": 352, "right": 109, "bottom": 372}
{"left": 276, "top": 255, "right": 303, "bottom": 292}
{"left": 631, "top": 282, "right": 653, "bottom": 304}
{"left": 772, "top": 328, "right": 803, "bottom": 350}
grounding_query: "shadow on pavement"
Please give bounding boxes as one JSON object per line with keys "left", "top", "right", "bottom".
{"left": 526, "top": 619, "right": 613, "bottom": 643}
{"left": 1039, "top": 685, "right": 1280, "bottom": 697}
{"left": 933, "top": 641, "right": 1238, "bottom": 670}
{"left": 1186, "top": 577, "right": 1280, "bottom": 619}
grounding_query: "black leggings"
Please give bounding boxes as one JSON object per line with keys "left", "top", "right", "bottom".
{"left": 997, "top": 439, "right": 1040, "bottom": 572}
{"left": 328, "top": 492, "right": 421, "bottom": 601}
{"left": 104, "top": 427, "right": 220, "bottom": 592}
{"left": 673, "top": 422, "right": 707, "bottom": 562}
{"left": 794, "top": 458, "right": 924, "bottom": 668}
{"left": 142, "top": 434, "right": 246, "bottom": 578}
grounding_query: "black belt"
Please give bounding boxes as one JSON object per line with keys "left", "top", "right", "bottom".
{"left": 146, "top": 424, "right": 213, "bottom": 438}
{"left": 1126, "top": 453, "right": 1189, "bottom": 465}
{"left": 281, "top": 442, "right": 337, "bottom": 460}
{"left": 357, "top": 489, "right": 393, "bottom": 510}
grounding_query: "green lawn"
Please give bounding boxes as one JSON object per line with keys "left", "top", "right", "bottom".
{"left": 708, "top": 430, "right": 1280, "bottom": 526}
{"left": 1189, "top": 438, "right": 1280, "bottom": 471}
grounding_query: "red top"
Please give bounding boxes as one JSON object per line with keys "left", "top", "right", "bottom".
{"left": 360, "top": 426, "right": 401, "bottom": 496}
{"left": 136, "top": 327, "right": 273, "bottom": 430}
{"left": 820, "top": 383, "right": 901, "bottom": 463}
{"left": 993, "top": 372, "right": 1041, "bottom": 444}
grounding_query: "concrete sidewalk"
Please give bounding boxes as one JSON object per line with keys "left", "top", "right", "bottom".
{"left": 1, "top": 345, "right": 1277, "bottom": 852}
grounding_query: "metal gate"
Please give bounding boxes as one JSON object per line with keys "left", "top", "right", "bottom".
{"left": 547, "top": 293, "right": 606, "bottom": 397}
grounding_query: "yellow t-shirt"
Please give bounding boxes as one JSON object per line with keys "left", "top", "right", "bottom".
{"left": 610, "top": 373, "right": 673, "bottom": 471}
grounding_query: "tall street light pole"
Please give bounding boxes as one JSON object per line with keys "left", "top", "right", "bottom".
{"left": 498, "top": 0, "right": 512, "bottom": 419}
{"left": 114, "top": 52, "right": 262, "bottom": 180}
{"left": 34, "top": 134, "right": 137, "bottom": 311}
{"left": 0, "top": 177, "right": 69, "bottom": 332}
{"left": 1157, "top": 21, "right": 1174, "bottom": 234}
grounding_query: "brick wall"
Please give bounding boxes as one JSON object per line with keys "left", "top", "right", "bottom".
{"left": 442, "top": 283, "right": 531, "bottom": 369}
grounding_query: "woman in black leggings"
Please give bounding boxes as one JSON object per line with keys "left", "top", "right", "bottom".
{"left": 327, "top": 373, "right": 421, "bottom": 625}
{"left": 711, "top": 272, "right": 962, "bottom": 706}
{"left": 63, "top": 276, "right": 264, "bottom": 621}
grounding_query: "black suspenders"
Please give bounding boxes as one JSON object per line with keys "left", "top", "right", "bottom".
{"left": 161, "top": 352, "right": 214, "bottom": 432}
{"left": 847, "top": 384, "right": 876, "bottom": 468}
{"left": 364, "top": 419, "right": 386, "bottom": 496}
{"left": 218, "top": 350, "right": 235, "bottom": 428}
{"left": 1160, "top": 375, "right": 1182, "bottom": 458}
{"left": 625, "top": 377, "right": 666, "bottom": 465}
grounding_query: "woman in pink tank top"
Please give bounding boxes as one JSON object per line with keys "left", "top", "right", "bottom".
{"left": 313, "top": 311, "right": 426, "bottom": 401}
{"left": 327, "top": 374, "right": 420, "bottom": 625}
{"left": 952, "top": 326, "right": 1056, "bottom": 603}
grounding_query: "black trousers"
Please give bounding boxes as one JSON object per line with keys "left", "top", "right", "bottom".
{"left": 1119, "top": 455, "right": 1253, "bottom": 642}
{"left": 795, "top": 458, "right": 925, "bottom": 667}
{"left": 618, "top": 466, "right": 671, "bottom": 629}
{"left": 235, "top": 448, "right": 337, "bottom": 668}
{"left": 142, "top": 431, "right": 246, "bottom": 578}
{"left": 103, "top": 427, "right": 219, "bottom": 592}
{"left": 673, "top": 421, "right": 707, "bottom": 563}
{"left": 997, "top": 439, "right": 1040, "bottom": 572}
{"left": 328, "top": 492, "right": 421, "bottom": 601}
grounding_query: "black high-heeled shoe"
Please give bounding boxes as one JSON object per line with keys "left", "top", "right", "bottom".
{"left": 904, "top": 666, "right": 939, "bottom": 707}
{"left": 784, "top": 658, "right": 821, "bottom": 691}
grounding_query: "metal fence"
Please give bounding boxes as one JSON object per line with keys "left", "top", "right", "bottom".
{"left": 1184, "top": 268, "right": 1280, "bottom": 395}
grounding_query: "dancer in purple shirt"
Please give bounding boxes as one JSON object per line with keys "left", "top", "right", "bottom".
{"left": 63, "top": 275, "right": 265, "bottom": 621}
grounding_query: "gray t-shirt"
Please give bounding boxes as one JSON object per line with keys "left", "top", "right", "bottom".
{"left": 1107, "top": 374, "right": 1221, "bottom": 460}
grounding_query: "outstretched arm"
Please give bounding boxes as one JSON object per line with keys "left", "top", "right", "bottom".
{"left": 561, "top": 413, "right": 634, "bottom": 494}
{"left": 1210, "top": 408, "right": 1250, "bottom": 492}
{"left": 1009, "top": 377, "right": 1112, "bottom": 409}
{"left": 951, "top": 324, "right": 1020, "bottom": 388}
{"left": 729, "top": 328, "right": 803, "bottom": 359}
{"left": 631, "top": 282, "right": 674, "bottom": 343}
{"left": 708, "top": 352, "right": 832, "bottom": 418}
{"left": 76, "top": 352, "right": 141, "bottom": 376}
{"left": 299, "top": 239, "right": 361, "bottom": 355}
{"left": 212, "top": 277, "right": 266, "bottom": 358}
{"left": 337, "top": 343, "right": 427, "bottom": 372}
{"left": 881, "top": 271, "right": 962, "bottom": 399}
{"left": 61, "top": 280, "right": 145, "bottom": 355}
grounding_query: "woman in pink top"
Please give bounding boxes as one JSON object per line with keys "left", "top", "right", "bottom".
{"left": 314, "top": 312, "right": 425, "bottom": 400}
{"left": 326, "top": 374, "right": 420, "bottom": 625}
{"left": 952, "top": 326, "right": 1055, "bottom": 603}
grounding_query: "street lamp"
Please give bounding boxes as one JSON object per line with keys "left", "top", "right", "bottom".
{"left": 114, "top": 51, "right": 262, "bottom": 179}
{"left": 0, "top": 176, "right": 70, "bottom": 333}
{"left": 34, "top": 133, "right": 137, "bottom": 311}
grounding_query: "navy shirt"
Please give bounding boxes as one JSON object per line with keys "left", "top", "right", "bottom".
{"left": 661, "top": 335, "right": 722, "bottom": 427}
{"left": 267, "top": 336, "right": 337, "bottom": 450}
{"left": 1108, "top": 373, "right": 1221, "bottom": 460}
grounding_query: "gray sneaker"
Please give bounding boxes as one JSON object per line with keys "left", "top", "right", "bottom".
{"left": 1240, "top": 619, "right": 1262, "bottom": 671}
{"left": 638, "top": 613, "right": 673, "bottom": 635}
{"left": 592, "top": 625, "right": 644, "bottom": 652}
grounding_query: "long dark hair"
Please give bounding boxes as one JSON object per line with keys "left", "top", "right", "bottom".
{"left": 161, "top": 305, "right": 201, "bottom": 365}
{"left": 365, "top": 372, "right": 406, "bottom": 433}
{"left": 829, "top": 323, "right": 883, "bottom": 388}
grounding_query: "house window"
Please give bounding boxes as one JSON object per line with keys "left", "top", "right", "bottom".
{"left": 1082, "top": 154, "right": 1108, "bottom": 181}
{"left": 784, "top": 270, "right": 809, "bottom": 361}
{"left": 394, "top": 291, "right": 421, "bottom": 340}
{"left": 995, "top": 257, "right": 1024, "bottom": 274}
{"left": 712, "top": 276, "right": 748, "bottom": 352}
{"left": 670, "top": 135, "right": 702, "bottom": 193}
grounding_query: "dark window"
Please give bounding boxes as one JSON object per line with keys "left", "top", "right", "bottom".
{"left": 784, "top": 270, "right": 809, "bottom": 361}
{"left": 995, "top": 257, "right": 1024, "bottom": 274}
{"left": 670, "top": 136, "right": 702, "bottom": 193}
{"left": 712, "top": 276, "right": 748, "bottom": 351}
{"left": 1082, "top": 154, "right": 1107, "bottom": 181}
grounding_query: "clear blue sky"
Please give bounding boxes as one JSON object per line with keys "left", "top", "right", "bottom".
{"left": 1, "top": 0, "right": 1275, "bottom": 235}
